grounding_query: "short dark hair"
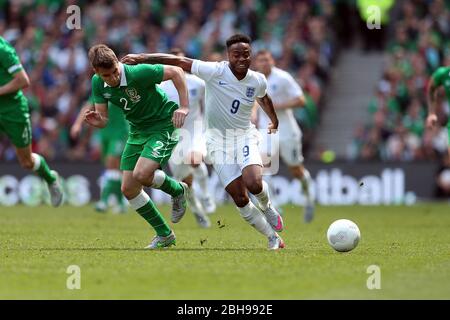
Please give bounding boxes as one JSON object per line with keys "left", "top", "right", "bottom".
{"left": 226, "top": 34, "right": 251, "bottom": 48}
{"left": 88, "top": 44, "right": 118, "bottom": 69}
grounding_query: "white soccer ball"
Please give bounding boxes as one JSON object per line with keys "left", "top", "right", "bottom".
{"left": 327, "top": 219, "right": 361, "bottom": 252}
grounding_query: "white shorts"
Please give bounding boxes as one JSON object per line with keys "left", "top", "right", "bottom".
{"left": 168, "top": 128, "right": 206, "bottom": 180}
{"left": 259, "top": 133, "right": 303, "bottom": 167}
{"left": 206, "top": 128, "right": 263, "bottom": 188}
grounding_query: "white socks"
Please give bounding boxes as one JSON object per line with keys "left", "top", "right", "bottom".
{"left": 31, "top": 153, "right": 41, "bottom": 171}
{"left": 263, "top": 175, "right": 280, "bottom": 207}
{"left": 150, "top": 169, "right": 166, "bottom": 188}
{"left": 187, "top": 185, "right": 205, "bottom": 214}
{"left": 192, "top": 163, "right": 209, "bottom": 195}
{"left": 128, "top": 190, "right": 150, "bottom": 209}
{"left": 238, "top": 201, "right": 275, "bottom": 238}
{"left": 299, "top": 169, "right": 312, "bottom": 204}
{"left": 253, "top": 180, "right": 271, "bottom": 210}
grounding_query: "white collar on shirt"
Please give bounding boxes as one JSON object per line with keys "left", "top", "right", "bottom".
{"left": 104, "top": 62, "right": 127, "bottom": 87}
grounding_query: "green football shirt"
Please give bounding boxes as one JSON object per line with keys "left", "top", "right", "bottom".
{"left": 91, "top": 63, "right": 178, "bottom": 144}
{"left": 0, "top": 36, "right": 29, "bottom": 119}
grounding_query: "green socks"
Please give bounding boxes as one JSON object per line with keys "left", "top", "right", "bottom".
{"left": 151, "top": 169, "right": 183, "bottom": 197}
{"left": 31, "top": 153, "right": 56, "bottom": 184}
{"left": 137, "top": 201, "right": 171, "bottom": 237}
{"left": 130, "top": 191, "right": 171, "bottom": 237}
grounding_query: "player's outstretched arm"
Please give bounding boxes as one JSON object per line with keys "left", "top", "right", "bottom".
{"left": 84, "top": 103, "right": 109, "bottom": 129}
{"left": 71, "top": 102, "right": 94, "bottom": 139}
{"left": 257, "top": 94, "right": 279, "bottom": 134}
{"left": 426, "top": 77, "right": 439, "bottom": 129}
{"left": 121, "top": 53, "right": 193, "bottom": 73}
{"left": 0, "top": 69, "right": 30, "bottom": 96}
{"left": 163, "top": 65, "right": 190, "bottom": 128}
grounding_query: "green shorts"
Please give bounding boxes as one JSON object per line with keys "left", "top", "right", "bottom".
{"left": 100, "top": 135, "right": 126, "bottom": 160}
{"left": 120, "top": 128, "right": 179, "bottom": 171}
{"left": 0, "top": 116, "right": 31, "bottom": 148}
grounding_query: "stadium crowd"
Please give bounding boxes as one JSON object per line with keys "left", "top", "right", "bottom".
{"left": 350, "top": 0, "right": 450, "bottom": 163}
{"left": 0, "top": 0, "right": 336, "bottom": 162}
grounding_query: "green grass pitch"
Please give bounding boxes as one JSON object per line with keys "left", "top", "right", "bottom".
{"left": 0, "top": 203, "right": 449, "bottom": 299}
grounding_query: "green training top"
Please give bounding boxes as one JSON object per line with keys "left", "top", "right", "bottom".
{"left": 91, "top": 63, "right": 178, "bottom": 144}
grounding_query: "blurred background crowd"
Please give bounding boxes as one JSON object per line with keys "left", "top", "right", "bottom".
{"left": 0, "top": 0, "right": 336, "bottom": 162}
{"left": 1, "top": 0, "right": 449, "bottom": 168}
{"left": 350, "top": 0, "right": 450, "bottom": 164}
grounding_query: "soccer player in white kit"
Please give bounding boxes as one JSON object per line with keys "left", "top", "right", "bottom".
{"left": 159, "top": 49, "right": 214, "bottom": 228}
{"left": 122, "top": 34, "right": 285, "bottom": 250}
{"left": 254, "top": 50, "right": 315, "bottom": 222}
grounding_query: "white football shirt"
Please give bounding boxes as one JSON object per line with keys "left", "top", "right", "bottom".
{"left": 158, "top": 73, "right": 205, "bottom": 130}
{"left": 191, "top": 60, "right": 267, "bottom": 143}
{"left": 258, "top": 66, "right": 304, "bottom": 138}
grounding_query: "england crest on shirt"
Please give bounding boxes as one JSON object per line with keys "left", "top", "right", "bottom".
{"left": 246, "top": 87, "right": 255, "bottom": 98}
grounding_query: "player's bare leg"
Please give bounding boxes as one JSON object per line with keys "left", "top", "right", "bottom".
{"left": 121, "top": 171, "right": 175, "bottom": 249}
{"left": 226, "top": 176, "right": 284, "bottom": 250}
{"left": 183, "top": 173, "right": 210, "bottom": 228}
{"left": 190, "top": 151, "right": 216, "bottom": 214}
{"left": 15, "top": 145, "right": 63, "bottom": 207}
{"left": 242, "top": 164, "right": 284, "bottom": 232}
{"left": 121, "top": 170, "right": 143, "bottom": 200}
{"left": 289, "top": 164, "right": 315, "bottom": 223}
{"left": 133, "top": 157, "right": 188, "bottom": 223}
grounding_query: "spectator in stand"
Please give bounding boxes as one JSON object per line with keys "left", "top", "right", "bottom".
{"left": 0, "top": 0, "right": 336, "bottom": 162}
{"left": 354, "top": 0, "right": 450, "bottom": 164}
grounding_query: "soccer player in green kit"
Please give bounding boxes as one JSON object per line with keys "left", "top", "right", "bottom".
{"left": 426, "top": 66, "right": 450, "bottom": 157}
{"left": 84, "top": 44, "right": 190, "bottom": 249}
{"left": 0, "top": 36, "right": 63, "bottom": 207}
{"left": 71, "top": 96, "right": 128, "bottom": 213}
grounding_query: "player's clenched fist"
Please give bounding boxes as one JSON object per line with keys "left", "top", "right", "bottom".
{"left": 267, "top": 121, "right": 278, "bottom": 134}
{"left": 84, "top": 110, "right": 105, "bottom": 128}
{"left": 426, "top": 114, "right": 438, "bottom": 129}
{"left": 172, "top": 107, "right": 189, "bottom": 128}
{"left": 121, "top": 54, "right": 144, "bottom": 65}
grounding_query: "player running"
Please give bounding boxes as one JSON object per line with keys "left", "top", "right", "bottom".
{"left": 254, "top": 50, "right": 315, "bottom": 223}
{"left": 426, "top": 65, "right": 450, "bottom": 157}
{"left": 0, "top": 36, "right": 63, "bottom": 207}
{"left": 122, "top": 34, "right": 285, "bottom": 250}
{"left": 159, "top": 49, "right": 214, "bottom": 228}
{"left": 71, "top": 97, "right": 128, "bottom": 213}
{"left": 85, "top": 44, "right": 190, "bottom": 249}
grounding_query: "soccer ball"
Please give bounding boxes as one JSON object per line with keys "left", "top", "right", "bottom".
{"left": 327, "top": 219, "right": 361, "bottom": 252}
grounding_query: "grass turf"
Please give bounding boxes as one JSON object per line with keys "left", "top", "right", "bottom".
{"left": 0, "top": 203, "right": 449, "bottom": 299}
